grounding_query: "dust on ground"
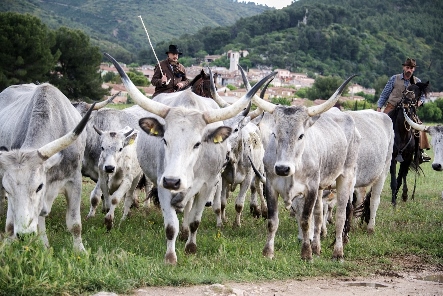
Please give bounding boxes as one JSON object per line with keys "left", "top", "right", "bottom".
{"left": 94, "top": 255, "right": 443, "bottom": 296}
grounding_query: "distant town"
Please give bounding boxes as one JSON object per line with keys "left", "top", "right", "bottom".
{"left": 100, "top": 50, "right": 443, "bottom": 106}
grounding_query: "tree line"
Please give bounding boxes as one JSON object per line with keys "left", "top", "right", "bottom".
{"left": 0, "top": 12, "right": 107, "bottom": 100}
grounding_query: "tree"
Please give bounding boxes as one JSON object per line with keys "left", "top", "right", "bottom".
{"left": 48, "top": 27, "right": 108, "bottom": 100}
{"left": 306, "top": 76, "right": 349, "bottom": 100}
{"left": 0, "top": 12, "right": 58, "bottom": 91}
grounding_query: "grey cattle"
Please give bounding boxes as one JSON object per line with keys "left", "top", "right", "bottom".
{"left": 105, "top": 53, "right": 275, "bottom": 264}
{"left": 87, "top": 126, "right": 143, "bottom": 230}
{"left": 220, "top": 115, "right": 267, "bottom": 227}
{"left": 0, "top": 83, "right": 93, "bottom": 251}
{"left": 403, "top": 112, "right": 443, "bottom": 197}
{"left": 291, "top": 110, "right": 393, "bottom": 239}
{"left": 253, "top": 75, "right": 360, "bottom": 261}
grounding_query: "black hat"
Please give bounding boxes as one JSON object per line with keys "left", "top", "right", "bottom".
{"left": 402, "top": 58, "right": 418, "bottom": 68}
{"left": 166, "top": 44, "right": 182, "bottom": 55}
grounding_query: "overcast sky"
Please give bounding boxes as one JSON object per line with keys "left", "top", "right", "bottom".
{"left": 252, "top": 0, "right": 294, "bottom": 9}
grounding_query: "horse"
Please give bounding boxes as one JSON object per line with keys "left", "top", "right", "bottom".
{"left": 186, "top": 69, "right": 214, "bottom": 98}
{"left": 388, "top": 81, "right": 430, "bottom": 206}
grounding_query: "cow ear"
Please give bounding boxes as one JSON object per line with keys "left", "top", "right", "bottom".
{"left": 139, "top": 117, "right": 165, "bottom": 137}
{"left": 44, "top": 152, "right": 63, "bottom": 172}
{"left": 124, "top": 132, "right": 138, "bottom": 147}
{"left": 205, "top": 126, "right": 232, "bottom": 144}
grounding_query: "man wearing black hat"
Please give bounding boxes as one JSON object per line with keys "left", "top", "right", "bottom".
{"left": 377, "top": 57, "right": 431, "bottom": 162}
{"left": 151, "top": 44, "right": 189, "bottom": 97}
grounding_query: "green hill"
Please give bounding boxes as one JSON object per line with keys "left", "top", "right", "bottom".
{"left": 1, "top": 0, "right": 270, "bottom": 61}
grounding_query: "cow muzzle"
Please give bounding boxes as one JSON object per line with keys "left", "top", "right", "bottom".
{"left": 275, "top": 164, "right": 291, "bottom": 176}
{"left": 163, "top": 177, "right": 181, "bottom": 190}
{"left": 105, "top": 165, "right": 115, "bottom": 173}
{"left": 432, "top": 163, "right": 442, "bottom": 171}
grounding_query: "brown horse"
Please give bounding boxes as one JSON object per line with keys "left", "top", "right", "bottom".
{"left": 186, "top": 69, "right": 214, "bottom": 98}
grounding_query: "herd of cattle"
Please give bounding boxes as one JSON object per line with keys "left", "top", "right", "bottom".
{"left": 0, "top": 53, "right": 442, "bottom": 265}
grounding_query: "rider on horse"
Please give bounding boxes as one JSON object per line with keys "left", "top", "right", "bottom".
{"left": 377, "top": 57, "right": 431, "bottom": 163}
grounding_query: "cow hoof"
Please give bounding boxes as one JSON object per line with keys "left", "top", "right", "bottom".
{"left": 179, "top": 229, "right": 189, "bottom": 241}
{"left": 262, "top": 246, "right": 274, "bottom": 258}
{"left": 367, "top": 228, "right": 375, "bottom": 235}
{"left": 185, "top": 242, "right": 197, "bottom": 254}
{"left": 165, "top": 252, "right": 177, "bottom": 265}
{"left": 104, "top": 216, "right": 113, "bottom": 231}
{"left": 301, "top": 242, "right": 313, "bottom": 260}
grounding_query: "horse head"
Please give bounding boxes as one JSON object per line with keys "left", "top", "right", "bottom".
{"left": 189, "top": 69, "right": 213, "bottom": 98}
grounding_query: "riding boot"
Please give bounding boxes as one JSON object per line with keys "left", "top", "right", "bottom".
{"left": 419, "top": 149, "right": 431, "bottom": 163}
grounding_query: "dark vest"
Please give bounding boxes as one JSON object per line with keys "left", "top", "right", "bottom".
{"left": 387, "top": 74, "right": 417, "bottom": 106}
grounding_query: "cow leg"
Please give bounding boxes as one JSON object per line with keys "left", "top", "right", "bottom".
{"left": 390, "top": 160, "right": 398, "bottom": 206}
{"left": 211, "top": 179, "right": 223, "bottom": 228}
{"left": 185, "top": 194, "right": 208, "bottom": 255}
{"left": 179, "top": 198, "right": 192, "bottom": 241}
{"left": 220, "top": 178, "right": 229, "bottom": 224}
{"left": 104, "top": 177, "right": 138, "bottom": 229}
{"left": 262, "top": 182, "right": 279, "bottom": 259}
{"left": 5, "top": 202, "right": 14, "bottom": 236}
{"left": 251, "top": 175, "right": 267, "bottom": 219}
{"left": 159, "top": 188, "right": 179, "bottom": 265}
{"left": 233, "top": 174, "right": 252, "bottom": 227}
{"left": 366, "top": 180, "right": 383, "bottom": 234}
{"left": 87, "top": 181, "right": 102, "bottom": 219}
{"left": 332, "top": 175, "right": 353, "bottom": 260}
{"left": 300, "top": 188, "right": 317, "bottom": 261}
{"left": 64, "top": 177, "right": 85, "bottom": 252}
{"left": 0, "top": 187, "right": 5, "bottom": 217}
{"left": 311, "top": 190, "right": 324, "bottom": 256}
{"left": 120, "top": 179, "right": 141, "bottom": 226}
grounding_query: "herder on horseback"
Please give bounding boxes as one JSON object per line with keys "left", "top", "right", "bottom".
{"left": 377, "top": 57, "right": 431, "bottom": 163}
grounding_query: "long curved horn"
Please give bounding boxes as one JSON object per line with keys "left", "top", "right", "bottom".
{"left": 306, "top": 74, "right": 357, "bottom": 117}
{"left": 104, "top": 53, "right": 170, "bottom": 118}
{"left": 248, "top": 156, "right": 266, "bottom": 184}
{"left": 403, "top": 109, "right": 429, "bottom": 132}
{"left": 248, "top": 76, "right": 274, "bottom": 120}
{"left": 208, "top": 68, "right": 230, "bottom": 108}
{"left": 124, "top": 127, "right": 135, "bottom": 137}
{"left": 38, "top": 103, "right": 95, "bottom": 160}
{"left": 238, "top": 65, "right": 277, "bottom": 114}
{"left": 93, "top": 125, "right": 103, "bottom": 136}
{"left": 203, "top": 71, "right": 277, "bottom": 123}
{"left": 94, "top": 91, "right": 121, "bottom": 109}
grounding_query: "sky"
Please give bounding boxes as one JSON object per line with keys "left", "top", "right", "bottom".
{"left": 252, "top": 0, "right": 294, "bottom": 9}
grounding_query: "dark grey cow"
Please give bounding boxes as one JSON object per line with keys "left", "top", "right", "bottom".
{"left": 0, "top": 83, "right": 93, "bottom": 251}
{"left": 105, "top": 53, "right": 276, "bottom": 264}
{"left": 253, "top": 76, "right": 360, "bottom": 261}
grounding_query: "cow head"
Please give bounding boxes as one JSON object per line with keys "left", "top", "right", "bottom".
{"left": 94, "top": 126, "right": 137, "bottom": 174}
{"left": 252, "top": 75, "right": 356, "bottom": 177}
{"left": 105, "top": 53, "right": 276, "bottom": 192}
{"left": 0, "top": 104, "right": 93, "bottom": 238}
{"left": 403, "top": 110, "right": 443, "bottom": 171}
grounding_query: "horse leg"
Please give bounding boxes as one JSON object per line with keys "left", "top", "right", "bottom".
{"left": 398, "top": 160, "right": 410, "bottom": 202}
{"left": 389, "top": 160, "right": 398, "bottom": 206}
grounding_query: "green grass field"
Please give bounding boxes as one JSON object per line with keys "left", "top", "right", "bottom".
{"left": 0, "top": 144, "right": 442, "bottom": 296}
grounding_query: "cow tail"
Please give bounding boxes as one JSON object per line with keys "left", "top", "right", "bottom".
{"left": 354, "top": 190, "right": 371, "bottom": 225}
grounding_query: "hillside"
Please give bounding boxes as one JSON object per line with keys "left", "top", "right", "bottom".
{"left": 151, "top": 0, "right": 443, "bottom": 91}
{"left": 1, "top": 0, "right": 270, "bottom": 61}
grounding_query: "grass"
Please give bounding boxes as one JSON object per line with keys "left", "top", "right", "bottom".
{"left": 0, "top": 147, "right": 442, "bottom": 295}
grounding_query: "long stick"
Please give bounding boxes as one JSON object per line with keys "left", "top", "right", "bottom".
{"left": 138, "top": 15, "right": 170, "bottom": 84}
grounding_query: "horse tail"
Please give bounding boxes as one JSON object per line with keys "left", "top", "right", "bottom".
{"left": 354, "top": 190, "right": 371, "bottom": 225}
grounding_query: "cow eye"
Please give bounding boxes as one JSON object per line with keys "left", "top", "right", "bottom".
{"left": 194, "top": 142, "right": 201, "bottom": 149}
{"left": 162, "top": 138, "right": 167, "bottom": 146}
{"left": 119, "top": 147, "right": 123, "bottom": 152}
{"left": 36, "top": 183, "right": 43, "bottom": 193}
{"left": 101, "top": 147, "right": 104, "bottom": 151}
{"left": 298, "top": 134, "right": 304, "bottom": 140}
{"left": 234, "top": 128, "right": 239, "bottom": 132}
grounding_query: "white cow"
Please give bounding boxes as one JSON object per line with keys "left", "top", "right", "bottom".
{"left": 105, "top": 53, "right": 276, "bottom": 264}
{"left": 87, "top": 126, "right": 143, "bottom": 230}
{"left": 253, "top": 76, "right": 360, "bottom": 261}
{"left": 0, "top": 83, "right": 93, "bottom": 251}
